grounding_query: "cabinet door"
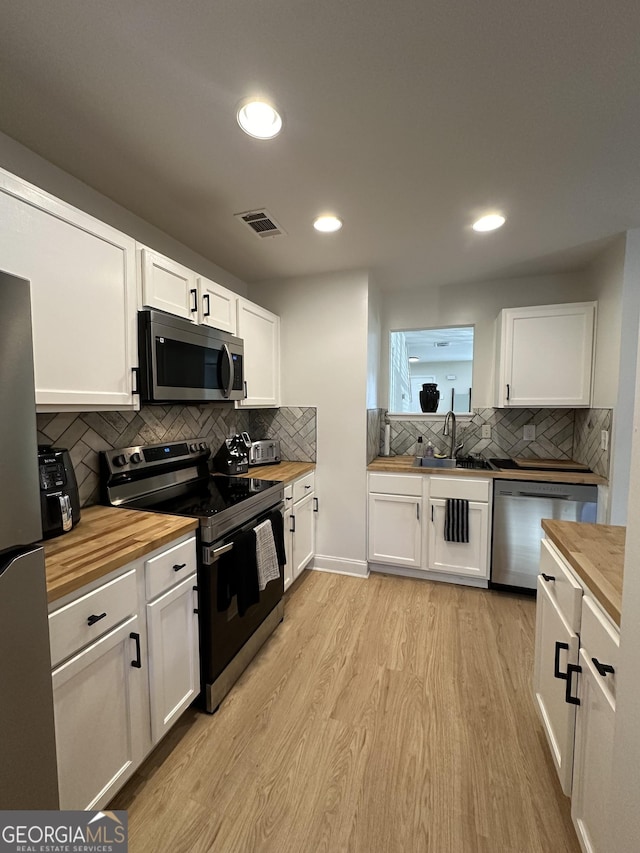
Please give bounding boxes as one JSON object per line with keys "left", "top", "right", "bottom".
{"left": 498, "top": 302, "right": 595, "bottom": 407}
{"left": 292, "top": 492, "right": 315, "bottom": 579}
{"left": 140, "top": 247, "right": 198, "bottom": 321}
{"left": 146, "top": 573, "right": 200, "bottom": 745}
{"left": 427, "top": 499, "right": 489, "bottom": 578}
{"left": 368, "top": 493, "right": 422, "bottom": 567}
{"left": 52, "top": 615, "right": 146, "bottom": 810}
{"left": 571, "top": 649, "right": 616, "bottom": 853}
{"left": 533, "top": 574, "right": 580, "bottom": 795}
{"left": 236, "top": 298, "right": 280, "bottom": 407}
{"left": 0, "top": 170, "right": 138, "bottom": 411}
{"left": 198, "top": 276, "right": 237, "bottom": 334}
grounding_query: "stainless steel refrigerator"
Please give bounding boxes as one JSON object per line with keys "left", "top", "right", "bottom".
{"left": 0, "top": 270, "right": 59, "bottom": 808}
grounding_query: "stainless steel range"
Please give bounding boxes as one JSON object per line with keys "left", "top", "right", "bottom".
{"left": 101, "top": 438, "right": 285, "bottom": 713}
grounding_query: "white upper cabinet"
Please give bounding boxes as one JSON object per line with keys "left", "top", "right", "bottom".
{"left": 0, "top": 168, "right": 138, "bottom": 411}
{"left": 140, "top": 247, "right": 198, "bottom": 321}
{"left": 236, "top": 297, "right": 281, "bottom": 407}
{"left": 495, "top": 302, "right": 596, "bottom": 407}
{"left": 197, "top": 276, "right": 237, "bottom": 334}
{"left": 139, "top": 248, "right": 239, "bottom": 335}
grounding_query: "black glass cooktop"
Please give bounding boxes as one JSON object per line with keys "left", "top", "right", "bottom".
{"left": 127, "top": 475, "right": 282, "bottom": 518}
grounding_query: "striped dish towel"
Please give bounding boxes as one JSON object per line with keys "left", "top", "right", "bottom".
{"left": 444, "top": 498, "right": 470, "bottom": 543}
{"left": 254, "top": 519, "right": 281, "bottom": 591}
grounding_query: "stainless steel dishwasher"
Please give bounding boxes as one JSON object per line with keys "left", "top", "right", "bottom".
{"left": 491, "top": 479, "right": 598, "bottom": 591}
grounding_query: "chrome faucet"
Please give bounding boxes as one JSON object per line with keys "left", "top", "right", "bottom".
{"left": 442, "top": 410, "right": 463, "bottom": 458}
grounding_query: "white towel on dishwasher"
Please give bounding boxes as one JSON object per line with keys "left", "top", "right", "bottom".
{"left": 255, "top": 519, "right": 280, "bottom": 591}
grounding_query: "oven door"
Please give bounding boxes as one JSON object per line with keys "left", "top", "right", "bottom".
{"left": 198, "top": 503, "right": 284, "bottom": 708}
{"left": 139, "top": 309, "right": 244, "bottom": 402}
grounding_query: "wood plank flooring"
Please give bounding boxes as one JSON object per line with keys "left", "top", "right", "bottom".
{"left": 110, "top": 571, "right": 580, "bottom": 853}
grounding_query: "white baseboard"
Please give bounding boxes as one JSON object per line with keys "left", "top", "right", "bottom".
{"left": 368, "top": 562, "right": 489, "bottom": 588}
{"left": 310, "top": 554, "right": 370, "bottom": 578}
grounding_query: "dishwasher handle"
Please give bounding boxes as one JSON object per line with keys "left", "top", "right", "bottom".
{"left": 515, "top": 491, "right": 575, "bottom": 500}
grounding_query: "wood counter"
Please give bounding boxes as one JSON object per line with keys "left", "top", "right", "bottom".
{"left": 237, "top": 461, "right": 315, "bottom": 483}
{"left": 368, "top": 456, "right": 607, "bottom": 485}
{"left": 43, "top": 505, "right": 198, "bottom": 603}
{"left": 541, "top": 519, "right": 625, "bottom": 625}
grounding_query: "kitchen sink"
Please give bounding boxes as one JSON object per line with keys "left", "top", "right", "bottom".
{"left": 412, "top": 456, "right": 493, "bottom": 470}
{"left": 413, "top": 457, "right": 456, "bottom": 468}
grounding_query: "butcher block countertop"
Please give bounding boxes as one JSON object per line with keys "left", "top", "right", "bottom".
{"left": 42, "top": 505, "right": 198, "bottom": 603}
{"left": 542, "top": 519, "right": 625, "bottom": 626}
{"left": 238, "top": 461, "right": 315, "bottom": 483}
{"left": 368, "top": 456, "right": 607, "bottom": 485}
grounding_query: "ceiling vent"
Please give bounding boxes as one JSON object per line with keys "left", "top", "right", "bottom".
{"left": 234, "top": 209, "right": 286, "bottom": 239}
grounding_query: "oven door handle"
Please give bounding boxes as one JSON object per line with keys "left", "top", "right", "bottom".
{"left": 212, "top": 542, "right": 234, "bottom": 559}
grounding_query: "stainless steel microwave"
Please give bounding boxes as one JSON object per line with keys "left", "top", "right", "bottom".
{"left": 138, "top": 310, "right": 245, "bottom": 403}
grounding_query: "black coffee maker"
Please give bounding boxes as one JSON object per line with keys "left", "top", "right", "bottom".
{"left": 38, "top": 445, "right": 81, "bottom": 538}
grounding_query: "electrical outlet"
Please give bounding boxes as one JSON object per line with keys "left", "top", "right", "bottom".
{"left": 481, "top": 424, "right": 491, "bottom": 439}
{"left": 523, "top": 424, "right": 536, "bottom": 441}
{"left": 601, "top": 430, "right": 609, "bottom": 451}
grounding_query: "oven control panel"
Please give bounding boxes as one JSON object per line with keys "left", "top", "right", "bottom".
{"left": 104, "top": 438, "right": 210, "bottom": 474}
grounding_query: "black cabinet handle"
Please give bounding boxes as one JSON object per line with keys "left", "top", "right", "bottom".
{"left": 565, "top": 662, "right": 582, "bottom": 705}
{"left": 190, "top": 288, "right": 198, "bottom": 313}
{"left": 87, "top": 612, "right": 107, "bottom": 626}
{"left": 554, "top": 641, "right": 569, "bottom": 679}
{"left": 431, "top": 505, "right": 434, "bottom": 522}
{"left": 592, "top": 657, "right": 615, "bottom": 678}
{"left": 173, "top": 562, "right": 187, "bottom": 572}
{"left": 193, "top": 585, "right": 199, "bottom": 615}
{"left": 244, "top": 380, "right": 248, "bottom": 399}
{"left": 203, "top": 293, "right": 211, "bottom": 317}
{"left": 130, "top": 632, "right": 142, "bottom": 668}
{"left": 506, "top": 383, "right": 510, "bottom": 401}
{"left": 313, "top": 497, "right": 319, "bottom": 512}
{"left": 416, "top": 502, "right": 420, "bottom": 521}
{"left": 131, "top": 366, "right": 140, "bottom": 397}
{"left": 541, "top": 573, "right": 556, "bottom": 582}
{"left": 290, "top": 515, "right": 296, "bottom": 533}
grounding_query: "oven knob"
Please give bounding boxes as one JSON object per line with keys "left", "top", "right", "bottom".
{"left": 112, "top": 454, "right": 127, "bottom": 468}
{"left": 199, "top": 442, "right": 207, "bottom": 451}
{"left": 130, "top": 452, "right": 142, "bottom": 464}
{"left": 190, "top": 443, "right": 198, "bottom": 452}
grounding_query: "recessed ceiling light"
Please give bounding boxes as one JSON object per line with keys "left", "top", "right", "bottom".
{"left": 472, "top": 213, "right": 506, "bottom": 232}
{"left": 313, "top": 215, "right": 342, "bottom": 233}
{"left": 408, "top": 356, "right": 420, "bottom": 362}
{"left": 237, "top": 99, "right": 282, "bottom": 139}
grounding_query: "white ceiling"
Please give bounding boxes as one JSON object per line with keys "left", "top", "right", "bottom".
{"left": 2, "top": 1, "right": 640, "bottom": 293}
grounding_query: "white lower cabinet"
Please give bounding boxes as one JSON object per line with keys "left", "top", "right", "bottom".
{"left": 283, "top": 472, "right": 317, "bottom": 589}
{"left": 52, "top": 615, "right": 146, "bottom": 810}
{"left": 48, "top": 533, "right": 198, "bottom": 809}
{"left": 534, "top": 537, "right": 620, "bottom": 853}
{"left": 146, "top": 571, "right": 199, "bottom": 744}
{"left": 570, "top": 597, "right": 619, "bottom": 853}
{"left": 367, "top": 472, "right": 491, "bottom": 583}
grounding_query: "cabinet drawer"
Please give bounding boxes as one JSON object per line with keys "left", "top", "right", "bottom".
{"left": 580, "top": 595, "right": 619, "bottom": 699}
{"left": 368, "top": 472, "right": 422, "bottom": 497}
{"left": 429, "top": 476, "right": 490, "bottom": 502}
{"left": 539, "top": 539, "right": 583, "bottom": 632}
{"left": 49, "top": 569, "right": 137, "bottom": 667}
{"left": 145, "top": 536, "right": 197, "bottom": 601}
{"left": 293, "top": 472, "right": 315, "bottom": 502}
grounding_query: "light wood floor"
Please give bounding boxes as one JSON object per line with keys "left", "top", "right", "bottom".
{"left": 111, "top": 571, "right": 580, "bottom": 853}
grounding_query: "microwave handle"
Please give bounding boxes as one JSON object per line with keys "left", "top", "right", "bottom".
{"left": 221, "top": 343, "right": 233, "bottom": 399}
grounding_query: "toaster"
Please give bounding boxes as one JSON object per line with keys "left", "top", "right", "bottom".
{"left": 249, "top": 439, "right": 281, "bottom": 467}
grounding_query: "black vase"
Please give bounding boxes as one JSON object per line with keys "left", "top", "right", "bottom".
{"left": 419, "top": 383, "right": 439, "bottom": 413}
